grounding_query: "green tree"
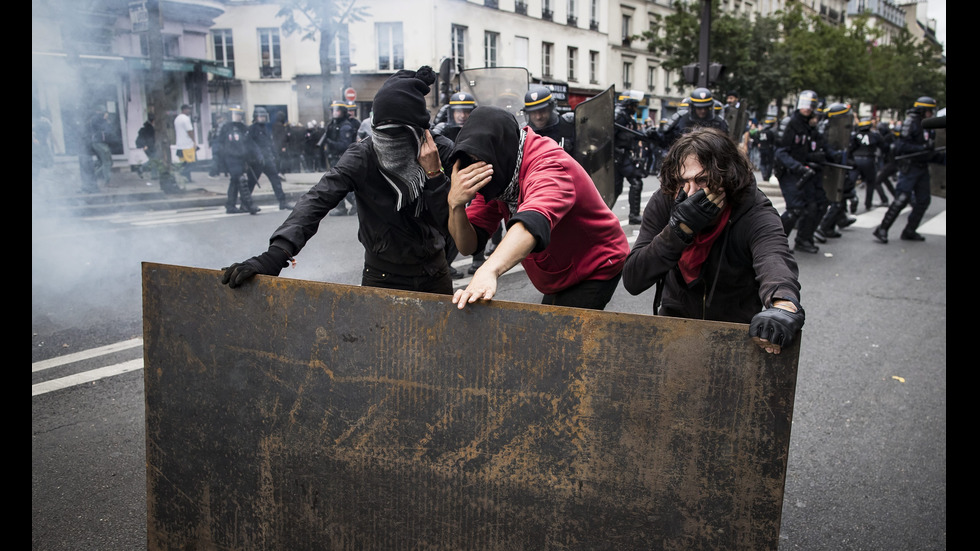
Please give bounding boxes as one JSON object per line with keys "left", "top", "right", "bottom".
{"left": 276, "top": 0, "right": 369, "bottom": 122}
{"left": 641, "top": 1, "right": 792, "bottom": 116}
{"left": 869, "top": 28, "right": 945, "bottom": 113}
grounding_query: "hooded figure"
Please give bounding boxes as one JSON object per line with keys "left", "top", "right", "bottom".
{"left": 222, "top": 66, "right": 458, "bottom": 295}
{"left": 446, "top": 106, "right": 629, "bottom": 311}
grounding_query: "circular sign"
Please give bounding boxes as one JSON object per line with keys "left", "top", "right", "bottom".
{"left": 344, "top": 87, "right": 357, "bottom": 102}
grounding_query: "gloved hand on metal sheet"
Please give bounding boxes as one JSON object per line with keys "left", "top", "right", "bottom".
{"left": 221, "top": 246, "right": 291, "bottom": 288}
{"left": 749, "top": 302, "right": 805, "bottom": 355}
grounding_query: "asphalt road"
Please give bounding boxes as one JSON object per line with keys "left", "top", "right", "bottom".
{"left": 32, "top": 174, "right": 946, "bottom": 550}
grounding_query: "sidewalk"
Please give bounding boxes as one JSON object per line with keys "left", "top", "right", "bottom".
{"left": 32, "top": 160, "right": 322, "bottom": 217}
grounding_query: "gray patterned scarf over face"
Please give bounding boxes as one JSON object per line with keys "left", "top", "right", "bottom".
{"left": 372, "top": 123, "right": 426, "bottom": 216}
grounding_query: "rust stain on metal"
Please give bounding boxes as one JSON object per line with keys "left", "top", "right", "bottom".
{"left": 143, "top": 262, "right": 799, "bottom": 550}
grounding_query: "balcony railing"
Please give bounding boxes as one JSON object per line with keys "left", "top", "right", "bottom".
{"left": 567, "top": 15, "right": 578, "bottom": 26}
{"left": 542, "top": 8, "right": 553, "bottom": 21}
{"left": 590, "top": 19, "right": 599, "bottom": 31}
{"left": 515, "top": 1, "right": 527, "bottom": 15}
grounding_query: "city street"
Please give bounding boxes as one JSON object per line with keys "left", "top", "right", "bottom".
{"left": 32, "top": 174, "right": 946, "bottom": 550}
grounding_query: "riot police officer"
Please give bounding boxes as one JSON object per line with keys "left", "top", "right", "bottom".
{"left": 432, "top": 92, "right": 477, "bottom": 142}
{"left": 247, "top": 106, "right": 294, "bottom": 210}
{"left": 657, "top": 88, "right": 729, "bottom": 149}
{"left": 869, "top": 121, "right": 899, "bottom": 210}
{"left": 873, "top": 96, "right": 945, "bottom": 243}
{"left": 320, "top": 101, "right": 359, "bottom": 215}
{"left": 849, "top": 117, "right": 888, "bottom": 212}
{"left": 523, "top": 85, "right": 575, "bottom": 153}
{"left": 774, "top": 90, "right": 824, "bottom": 254}
{"left": 614, "top": 92, "right": 645, "bottom": 224}
{"left": 753, "top": 117, "right": 777, "bottom": 181}
{"left": 815, "top": 102, "right": 857, "bottom": 240}
{"left": 214, "top": 106, "right": 260, "bottom": 215}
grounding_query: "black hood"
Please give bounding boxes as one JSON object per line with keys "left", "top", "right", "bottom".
{"left": 449, "top": 106, "right": 521, "bottom": 200}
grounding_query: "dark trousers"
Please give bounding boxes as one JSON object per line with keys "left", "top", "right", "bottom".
{"left": 361, "top": 263, "right": 454, "bottom": 295}
{"left": 895, "top": 165, "right": 932, "bottom": 231}
{"left": 247, "top": 162, "right": 287, "bottom": 203}
{"left": 541, "top": 272, "right": 622, "bottom": 311}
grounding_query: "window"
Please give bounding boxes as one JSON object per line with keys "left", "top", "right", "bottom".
{"left": 568, "top": 47, "right": 578, "bottom": 82}
{"left": 257, "top": 28, "right": 281, "bottom": 78}
{"left": 590, "top": 0, "right": 600, "bottom": 30}
{"left": 212, "top": 30, "right": 234, "bottom": 75}
{"left": 647, "top": 65, "right": 656, "bottom": 92}
{"left": 451, "top": 24, "right": 467, "bottom": 73}
{"left": 542, "top": 0, "right": 553, "bottom": 20}
{"left": 515, "top": 36, "right": 529, "bottom": 67}
{"left": 377, "top": 22, "right": 404, "bottom": 71}
{"left": 622, "top": 14, "right": 633, "bottom": 47}
{"left": 622, "top": 60, "right": 632, "bottom": 88}
{"left": 542, "top": 42, "right": 554, "bottom": 78}
{"left": 589, "top": 50, "right": 598, "bottom": 83}
{"left": 567, "top": 0, "right": 578, "bottom": 25}
{"left": 484, "top": 31, "right": 499, "bottom": 67}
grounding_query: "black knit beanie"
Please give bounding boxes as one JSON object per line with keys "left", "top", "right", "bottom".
{"left": 372, "top": 66, "right": 436, "bottom": 129}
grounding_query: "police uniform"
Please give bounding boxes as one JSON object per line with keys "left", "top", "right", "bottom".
{"left": 873, "top": 97, "right": 945, "bottom": 243}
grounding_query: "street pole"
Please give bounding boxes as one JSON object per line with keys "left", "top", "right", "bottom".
{"left": 698, "top": 0, "right": 711, "bottom": 88}
{"left": 146, "top": 0, "right": 178, "bottom": 192}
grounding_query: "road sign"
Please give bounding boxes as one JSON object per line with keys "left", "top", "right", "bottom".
{"left": 344, "top": 87, "right": 357, "bottom": 102}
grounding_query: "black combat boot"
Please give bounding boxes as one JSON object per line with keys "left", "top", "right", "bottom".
{"left": 781, "top": 209, "right": 801, "bottom": 237}
{"left": 873, "top": 193, "right": 910, "bottom": 243}
{"left": 900, "top": 202, "right": 927, "bottom": 241}
{"left": 628, "top": 181, "right": 643, "bottom": 225}
{"left": 238, "top": 174, "right": 261, "bottom": 214}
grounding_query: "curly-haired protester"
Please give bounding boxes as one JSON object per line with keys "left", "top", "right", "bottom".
{"left": 623, "top": 127, "right": 805, "bottom": 355}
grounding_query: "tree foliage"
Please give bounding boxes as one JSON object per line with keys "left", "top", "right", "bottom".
{"left": 641, "top": 0, "right": 945, "bottom": 117}
{"left": 276, "top": 0, "right": 369, "bottom": 120}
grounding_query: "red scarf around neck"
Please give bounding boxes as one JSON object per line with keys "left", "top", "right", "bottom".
{"left": 678, "top": 207, "right": 732, "bottom": 284}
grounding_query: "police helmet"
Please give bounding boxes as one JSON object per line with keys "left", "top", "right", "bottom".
{"left": 228, "top": 105, "right": 244, "bottom": 122}
{"left": 689, "top": 88, "right": 715, "bottom": 121}
{"left": 825, "top": 102, "right": 850, "bottom": 120}
{"left": 796, "top": 90, "right": 819, "bottom": 114}
{"left": 330, "top": 101, "right": 349, "bottom": 118}
{"left": 450, "top": 92, "right": 477, "bottom": 111}
{"left": 253, "top": 106, "right": 269, "bottom": 123}
{"left": 618, "top": 90, "right": 643, "bottom": 110}
{"left": 857, "top": 117, "right": 874, "bottom": 131}
{"left": 523, "top": 85, "right": 555, "bottom": 113}
{"left": 913, "top": 96, "right": 937, "bottom": 114}
{"left": 448, "top": 92, "right": 477, "bottom": 126}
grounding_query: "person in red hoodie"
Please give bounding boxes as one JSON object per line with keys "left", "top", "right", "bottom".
{"left": 447, "top": 106, "right": 629, "bottom": 310}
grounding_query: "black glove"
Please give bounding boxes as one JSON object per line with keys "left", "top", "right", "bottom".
{"left": 670, "top": 189, "right": 721, "bottom": 238}
{"left": 795, "top": 166, "right": 816, "bottom": 189}
{"left": 221, "top": 246, "right": 291, "bottom": 288}
{"left": 750, "top": 306, "right": 805, "bottom": 349}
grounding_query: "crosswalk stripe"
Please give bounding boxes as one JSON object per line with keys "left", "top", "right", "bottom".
{"left": 32, "top": 359, "right": 143, "bottom": 397}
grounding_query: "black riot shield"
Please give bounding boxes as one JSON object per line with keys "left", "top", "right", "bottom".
{"left": 725, "top": 101, "right": 749, "bottom": 142}
{"left": 143, "top": 263, "right": 801, "bottom": 551}
{"left": 929, "top": 126, "right": 946, "bottom": 198}
{"left": 574, "top": 86, "right": 616, "bottom": 208}
{"left": 820, "top": 108, "right": 853, "bottom": 202}
{"left": 458, "top": 67, "right": 530, "bottom": 125}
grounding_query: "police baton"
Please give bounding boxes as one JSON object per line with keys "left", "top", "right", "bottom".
{"left": 894, "top": 146, "right": 946, "bottom": 161}
{"left": 615, "top": 123, "right": 648, "bottom": 140}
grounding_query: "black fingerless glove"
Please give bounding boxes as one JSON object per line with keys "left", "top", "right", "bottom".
{"left": 750, "top": 306, "right": 806, "bottom": 348}
{"left": 670, "top": 189, "right": 721, "bottom": 237}
{"left": 221, "top": 246, "right": 291, "bottom": 288}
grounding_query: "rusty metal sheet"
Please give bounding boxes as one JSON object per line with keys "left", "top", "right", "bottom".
{"left": 143, "top": 262, "right": 799, "bottom": 550}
